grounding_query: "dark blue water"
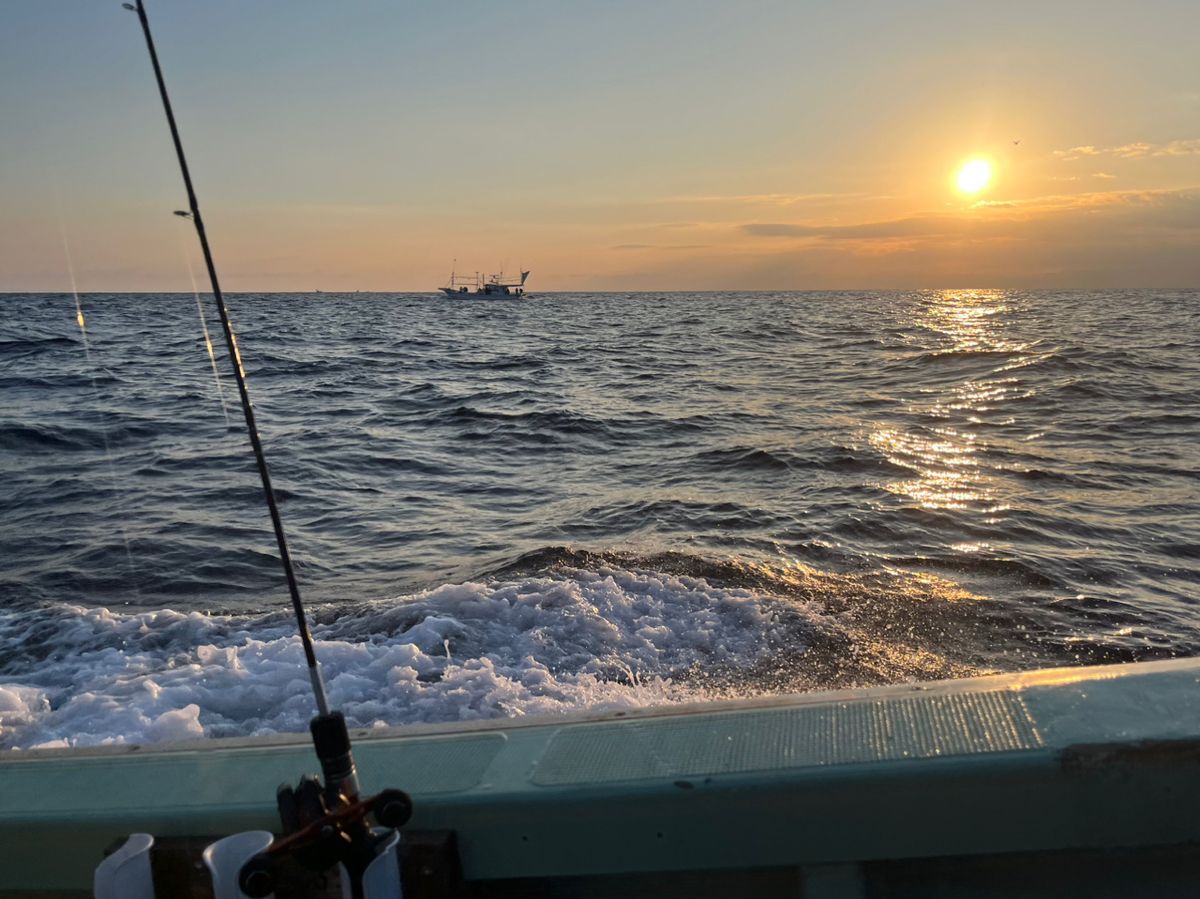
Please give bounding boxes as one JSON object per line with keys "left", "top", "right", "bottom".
{"left": 1, "top": 290, "right": 1198, "bottom": 748}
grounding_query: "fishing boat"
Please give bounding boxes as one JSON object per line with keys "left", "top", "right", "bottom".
{"left": 4, "top": 4, "right": 1198, "bottom": 897}
{"left": 439, "top": 267, "right": 530, "bottom": 298}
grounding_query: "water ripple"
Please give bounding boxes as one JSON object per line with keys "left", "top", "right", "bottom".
{"left": 1, "top": 289, "right": 1198, "bottom": 746}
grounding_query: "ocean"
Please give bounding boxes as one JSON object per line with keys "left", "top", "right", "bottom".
{"left": 1, "top": 289, "right": 1197, "bottom": 749}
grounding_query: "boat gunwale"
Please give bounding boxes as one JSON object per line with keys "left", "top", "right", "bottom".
{"left": 0, "top": 654, "right": 1179, "bottom": 764}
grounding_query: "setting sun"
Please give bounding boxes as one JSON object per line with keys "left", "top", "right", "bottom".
{"left": 956, "top": 159, "right": 992, "bottom": 194}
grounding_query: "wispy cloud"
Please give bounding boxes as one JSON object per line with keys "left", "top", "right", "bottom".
{"left": 612, "top": 243, "right": 710, "bottom": 251}
{"left": 742, "top": 218, "right": 949, "bottom": 240}
{"left": 1113, "top": 142, "right": 1153, "bottom": 158}
{"left": 742, "top": 215, "right": 969, "bottom": 242}
{"left": 1053, "top": 138, "right": 1200, "bottom": 161}
{"left": 741, "top": 188, "right": 1200, "bottom": 245}
{"left": 972, "top": 187, "right": 1198, "bottom": 213}
{"left": 633, "top": 189, "right": 1200, "bottom": 290}
{"left": 1052, "top": 145, "right": 1101, "bottom": 161}
{"left": 657, "top": 192, "right": 869, "bottom": 206}
{"left": 1160, "top": 138, "right": 1200, "bottom": 156}
{"left": 1092, "top": 172, "right": 1117, "bottom": 180}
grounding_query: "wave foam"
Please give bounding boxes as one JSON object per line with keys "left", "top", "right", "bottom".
{"left": 0, "top": 566, "right": 817, "bottom": 750}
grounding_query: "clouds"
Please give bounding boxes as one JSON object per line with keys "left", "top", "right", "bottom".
{"left": 656, "top": 192, "right": 866, "bottom": 207}
{"left": 1160, "top": 139, "right": 1200, "bottom": 156}
{"left": 739, "top": 188, "right": 1200, "bottom": 246}
{"left": 742, "top": 217, "right": 957, "bottom": 241}
{"left": 1053, "top": 145, "right": 1102, "bottom": 161}
{"left": 1113, "top": 142, "right": 1154, "bottom": 159}
{"left": 1052, "top": 138, "right": 1200, "bottom": 161}
{"left": 611, "top": 243, "right": 711, "bottom": 251}
{"left": 618, "top": 187, "right": 1200, "bottom": 289}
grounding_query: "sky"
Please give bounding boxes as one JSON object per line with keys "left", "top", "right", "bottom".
{"left": 1, "top": 0, "right": 1197, "bottom": 292}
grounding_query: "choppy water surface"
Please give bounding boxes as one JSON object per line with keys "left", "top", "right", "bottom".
{"left": 1, "top": 290, "right": 1197, "bottom": 748}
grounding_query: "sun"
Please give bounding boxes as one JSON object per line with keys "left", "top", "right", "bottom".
{"left": 956, "top": 159, "right": 992, "bottom": 194}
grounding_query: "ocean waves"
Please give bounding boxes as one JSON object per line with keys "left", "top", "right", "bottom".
{"left": 1, "top": 289, "right": 1199, "bottom": 747}
{"left": 1, "top": 551, "right": 1012, "bottom": 750}
{"left": 0, "top": 565, "right": 812, "bottom": 749}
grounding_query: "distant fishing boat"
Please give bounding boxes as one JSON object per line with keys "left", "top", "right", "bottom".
{"left": 440, "top": 265, "right": 530, "bottom": 297}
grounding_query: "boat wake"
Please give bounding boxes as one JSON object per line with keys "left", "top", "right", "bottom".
{"left": 0, "top": 554, "right": 985, "bottom": 750}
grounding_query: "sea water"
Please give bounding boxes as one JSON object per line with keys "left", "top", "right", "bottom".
{"left": 1, "top": 290, "right": 1197, "bottom": 748}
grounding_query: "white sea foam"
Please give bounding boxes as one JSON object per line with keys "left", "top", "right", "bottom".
{"left": 0, "top": 566, "right": 817, "bottom": 750}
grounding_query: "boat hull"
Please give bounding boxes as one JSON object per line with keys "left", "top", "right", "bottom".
{"left": 7, "top": 657, "right": 1200, "bottom": 895}
{"left": 439, "top": 287, "right": 526, "bottom": 298}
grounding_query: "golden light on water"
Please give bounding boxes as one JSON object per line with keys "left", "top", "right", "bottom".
{"left": 868, "top": 290, "right": 1024, "bottom": 514}
{"left": 956, "top": 159, "right": 992, "bottom": 195}
{"left": 870, "top": 426, "right": 986, "bottom": 511}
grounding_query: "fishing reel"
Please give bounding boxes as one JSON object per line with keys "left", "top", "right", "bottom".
{"left": 238, "top": 712, "right": 413, "bottom": 899}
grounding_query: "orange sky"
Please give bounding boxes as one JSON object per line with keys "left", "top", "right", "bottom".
{"left": 2, "top": 1, "right": 1197, "bottom": 291}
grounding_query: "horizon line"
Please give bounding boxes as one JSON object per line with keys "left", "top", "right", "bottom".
{"left": 2, "top": 286, "right": 1197, "bottom": 296}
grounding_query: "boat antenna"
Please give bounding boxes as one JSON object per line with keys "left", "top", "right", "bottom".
{"left": 123, "top": 4, "right": 411, "bottom": 893}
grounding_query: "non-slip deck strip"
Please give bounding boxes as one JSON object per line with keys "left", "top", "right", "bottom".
{"left": 532, "top": 691, "right": 1043, "bottom": 785}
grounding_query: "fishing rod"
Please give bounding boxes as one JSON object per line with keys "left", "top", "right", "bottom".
{"left": 122, "top": 2, "right": 409, "bottom": 894}
{"left": 122, "top": 0, "right": 329, "bottom": 724}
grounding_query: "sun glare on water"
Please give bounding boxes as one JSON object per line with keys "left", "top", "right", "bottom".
{"left": 956, "top": 159, "right": 992, "bottom": 195}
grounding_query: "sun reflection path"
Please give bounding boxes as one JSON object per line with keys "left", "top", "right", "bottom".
{"left": 871, "top": 425, "right": 987, "bottom": 511}
{"left": 923, "top": 288, "right": 1015, "bottom": 352}
{"left": 870, "top": 290, "right": 1031, "bottom": 515}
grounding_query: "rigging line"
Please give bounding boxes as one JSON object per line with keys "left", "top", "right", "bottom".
{"left": 57, "top": 217, "right": 142, "bottom": 599}
{"left": 125, "top": 0, "right": 329, "bottom": 717}
{"left": 175, "top": 218, "right": 231, "bottom": 428}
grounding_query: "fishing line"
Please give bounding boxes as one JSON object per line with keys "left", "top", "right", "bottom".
{"left": 57, "top": 220, "right": 92, "bottom": 357}
{"left": 57, "top": 215, "right": 142, "bottom": 600}
{"left": 121, "top": 7, "right": 412, "bottom": 890}
{"left": 174, "top": 217, "right": 231, "bottom": 428}
{"left": 123, "top": 0, "right": 330, "bottom": 719}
